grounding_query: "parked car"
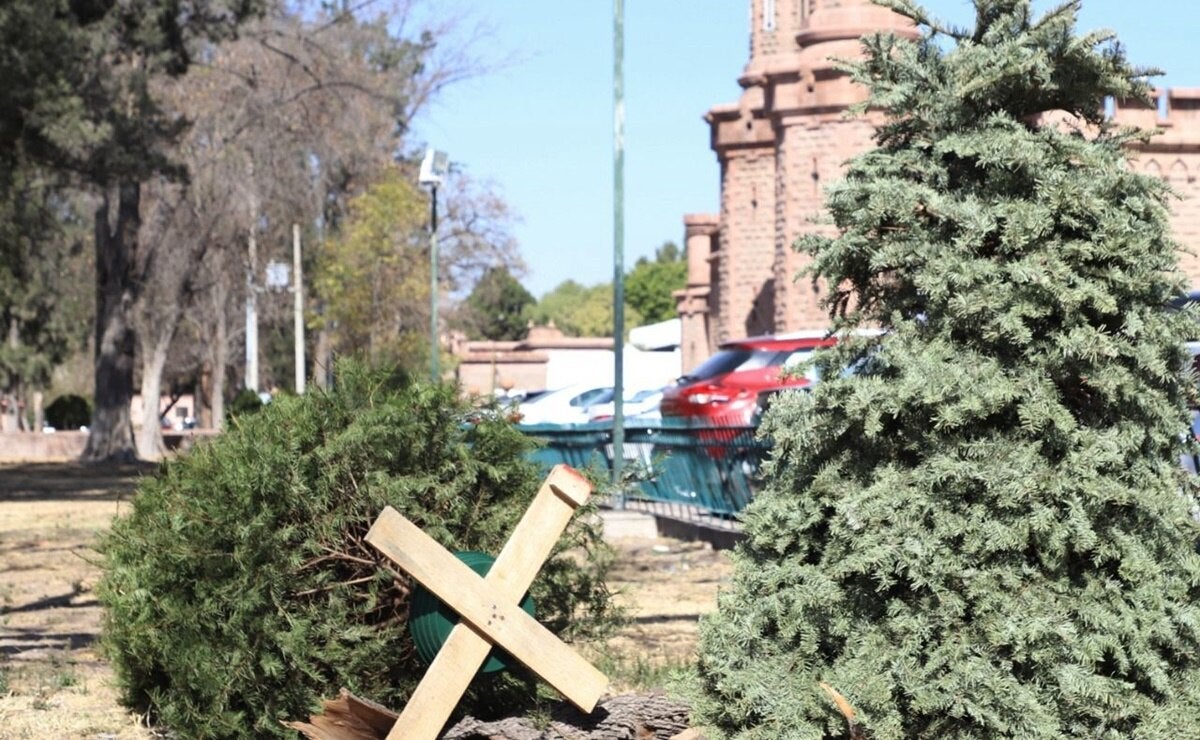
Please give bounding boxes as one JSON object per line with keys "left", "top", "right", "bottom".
{"left": 660, "top": 334, "right": 836, "bottom": 426}
{"left": 586, "top": 386, "right": 664, "bottom": 423}
{"left": 516, "top": 383, "right": 613, "bottom": 425}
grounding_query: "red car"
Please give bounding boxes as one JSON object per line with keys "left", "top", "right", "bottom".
{"left": 660, "top": 334, "right": 836, "bottom": 426}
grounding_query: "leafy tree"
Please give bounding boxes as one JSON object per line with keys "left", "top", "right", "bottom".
{"left": 314, "top": 166, "right": 430, "bottom": 371}
{"left": 460, "top": 266, "right": 535, "bottom": 340}
{"left": 694, "top": 1, "right": 1200, "bottom": 737}
{"left": 625, "top": 241, "right": 686, "bottom": 324}
{"left": 531, "top": 280, "right": 643, "bottom": 338}
{"left": 0, "top": 0, "right": 269, "bottom": 460}
{"left": 0, "top": 165, "right": 87, "bottom": 430}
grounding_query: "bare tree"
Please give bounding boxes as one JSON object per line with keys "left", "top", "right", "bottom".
{"left": 119, "top": 2, "right": 526, "bottom": 458}
{"left": 126, "top": 5, "right": 436, "bottom": 456}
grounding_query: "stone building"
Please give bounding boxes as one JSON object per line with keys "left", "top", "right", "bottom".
{"left": 677, "top": 0, "right": 1200, "bottom": 372}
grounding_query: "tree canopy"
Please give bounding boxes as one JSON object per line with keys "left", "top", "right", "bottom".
{"left": 529, "top": 280, "right": 644, "bottom": 339}
{"left": 625, "top": 241, "right": 686, "bottom": 324}
{"left": 695, "top": 1, "right": 1200, "bottom": 736}
{"left": 315, "top": 166, "right": 429, "bottom": 370}
{"left": 460, "top": 266, "right": 535, "bottom": 341}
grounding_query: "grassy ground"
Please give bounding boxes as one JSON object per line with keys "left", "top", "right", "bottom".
{"left": 0, "top": 462, "right": 730, "bottom": 739}
{"left": 0, "top": 463, "right": 157, "bottom": 738}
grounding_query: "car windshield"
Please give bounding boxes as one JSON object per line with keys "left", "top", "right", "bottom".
{"left": 678, "top": 348, "right": 782, "bottom": 382}
{"left": 570, "top": 388, "right": 613, "bottom": 407}
{"left": 782, "top": 349, "right": 821, "bottom": 382}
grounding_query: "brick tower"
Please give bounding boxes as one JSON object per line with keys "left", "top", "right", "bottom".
{"left": 678, "top": 0, "right": 1200, "bottom": 372}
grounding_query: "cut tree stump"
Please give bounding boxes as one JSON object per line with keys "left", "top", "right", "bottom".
{"left": 286, "top": 689, "right": 698, "bottom": 740}
{"left": 285, "top": 689, "right": 397, "bottom": 740}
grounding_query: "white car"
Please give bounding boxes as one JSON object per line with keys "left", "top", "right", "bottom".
{"left": 517, "top": 384, "right": 613, "bottom": 425}
{"left": 586, "top": 387, "right": 664, "bottom": 422}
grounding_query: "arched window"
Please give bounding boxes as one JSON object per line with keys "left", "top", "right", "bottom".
{"left": 1170, "top": 159, "right": 1189, "bottom": 186}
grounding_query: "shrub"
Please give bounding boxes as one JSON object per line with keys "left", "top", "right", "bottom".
{"left": 44, "top": 393, "right": 90, "bottom": 430}
{"left": 98, "top": 360, "right": 617, "bottom": 738}
{"left": 694, "top": 1, "right": 1200, "bottom": 737}
{"left": 226, "top": 387, "right": 264, "bottom": 421}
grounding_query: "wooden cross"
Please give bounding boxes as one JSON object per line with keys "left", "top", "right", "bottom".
{"left": 363, "top": 464, "right": 609, "bottom": 740}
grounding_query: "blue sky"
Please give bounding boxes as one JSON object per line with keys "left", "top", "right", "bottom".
{"left": 413, "top": 1, "right": 1200, "bottom": 300}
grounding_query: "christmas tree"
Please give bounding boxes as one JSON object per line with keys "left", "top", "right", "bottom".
{"left": 694, "top": 1, "right": 1200, "bottom": 736}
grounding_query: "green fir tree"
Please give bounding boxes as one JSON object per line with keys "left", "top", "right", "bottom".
{"left": 694, "top": 1, "right": 1200, "bottom": 737}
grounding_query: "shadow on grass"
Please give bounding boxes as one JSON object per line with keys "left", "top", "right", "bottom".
{"left": 0, "top": 462, "right": 155, "bottom": 503}
{"left": 2, "top": 590, "right": 98, "bottom": 617}
{"left": 0, "top": 626, "right": 98, "bottom": 657}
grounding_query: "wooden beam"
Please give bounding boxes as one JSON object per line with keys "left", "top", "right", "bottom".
{"left": 365, "top": 465, "right": 606, "bottom": 740}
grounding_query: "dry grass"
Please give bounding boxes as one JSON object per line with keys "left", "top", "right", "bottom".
{"left": 0, "top": 463, "right": 156, "bottom": 739}
{"left": 0, "top": 462, "right": 731, "bottom": 738}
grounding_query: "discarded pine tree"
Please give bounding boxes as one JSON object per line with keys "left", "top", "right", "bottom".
{"left": 694, "top": 0, "right": 1200, "bottom": 736}
{"left": 99, "top": 361, "right": 617, "bottom": 739}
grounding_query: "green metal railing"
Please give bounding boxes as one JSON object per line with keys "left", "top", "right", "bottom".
{"left": 519, "top": 419, "right": 770, "bottom": 518}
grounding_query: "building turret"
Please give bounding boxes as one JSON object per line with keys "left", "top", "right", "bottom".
{"left": 683, "top": 0, "right": 914, "bottom": 359}
{"left": 682, "top": 0, "right": 1200, "bottom": 356}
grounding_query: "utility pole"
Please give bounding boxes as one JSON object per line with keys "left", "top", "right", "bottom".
{"left": 245, "top": 203, "right": 259, "bottom": 394}
{"left": 293, "top": 223, "right": 306, "bottom": 394}
{"left": 612, "top": 0, "right": 626, "bottom": 486}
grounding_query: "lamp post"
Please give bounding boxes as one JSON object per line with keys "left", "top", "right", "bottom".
{"left": 419, "top": 148, "right": 449, "bottom": 383}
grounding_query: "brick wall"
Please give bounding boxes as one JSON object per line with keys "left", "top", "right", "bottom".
{"left": 717, "top": 148, "right": 778, "bottom": 342}
{"left": 1118, "top": 90, "right": 1200, "bottom": 287}
{"left": 774, "top": 114, "right": 877, "bottom": 331}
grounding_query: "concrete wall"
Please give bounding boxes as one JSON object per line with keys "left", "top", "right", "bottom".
{"left": 0, "top": 431, "right": 219, "bottom": 463}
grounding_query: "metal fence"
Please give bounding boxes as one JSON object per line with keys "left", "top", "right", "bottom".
{"left": 520, "top": 419, "right": 769, "bottom": 530}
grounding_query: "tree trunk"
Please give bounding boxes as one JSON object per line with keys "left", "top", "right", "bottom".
{"left": 31, "top": 390, "right": 44, "bottom": 433}
{"left": 197, "top": 364, "right": 213, "bottom": 429}
{"left": 137, "top": 331, "right": 173, "bottom": 460}
{"left": 136, "top": 266, "right": 186, "bottom": 458}
{"left": 2, "top": 320, "right": 20, "bottom": 432}
{"left": 210, "top": 282, "right": 229, "bottom": 430}
{"left": 0, "top": 393, "right": 17, "bottom": 432}
{"left": 314, "top": 324, "right": 332, "bottom": 391}
{"left": 83, "top": 181, "right": 140, "bottom": 462}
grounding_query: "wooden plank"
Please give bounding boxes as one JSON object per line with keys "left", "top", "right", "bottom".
{"left": 387, "top": 619, "right": 496, "bottom": 740}
{"left": 365, "top": 506, "right": 608, "bottom": 715}
{"left": 377, "top": 465, "right": 596, "bottom": 739}
{"left": 488, "top": 464, "right": 591, "bottom": 596}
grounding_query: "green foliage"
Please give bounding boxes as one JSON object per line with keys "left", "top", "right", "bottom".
{"left": 530, "top": 280, "right": 642, "bottom": 338}
{"left": 98, "top": 360, "right": 617, "bottom": 738}
{"left": 461, "top": 266, "right": 535, "bottom": 341}
{"left": 694, "top": 1, "right": 1200, "bottom": 737}
{"left": 0, "top": 0, "right": 267, "bottom": 180}
{"left": 0, "top": 166, "right": 89, "bottom": 396}
{"left": 528, "top": 242, "right": 681, "bottom": 337}
{"left": 226, "top": 388, "right": 265, "bottom": 422}
{"left": 314, "top": 167, "right": 430, "bottom": 372}
{"left": 625, "top": 241, "right": 686, "bottom": 324}
{"left": 44, "top": 394, "right": 91, "bottom": 430}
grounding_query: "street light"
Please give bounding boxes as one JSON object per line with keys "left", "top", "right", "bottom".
{"left": 419, "top": 147, "right": 449, "bottom": 383}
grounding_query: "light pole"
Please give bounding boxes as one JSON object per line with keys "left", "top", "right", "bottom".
{"left": 612, "top": 0, "right": 626, "bottom": 486}
{"left": 419, "top": 148, "right": 449, "bottom": 383}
